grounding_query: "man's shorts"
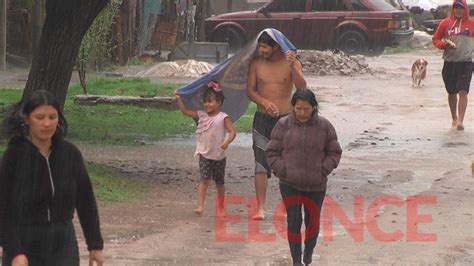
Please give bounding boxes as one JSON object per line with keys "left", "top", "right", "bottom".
{"left": 252, "top": 111, "right": 287, "bottom": 178}
{"left": 442, "top": 61, "right": 472, "bottom": 95}
{"left": 199, "top": 155, "right": 226, "bottom": 185}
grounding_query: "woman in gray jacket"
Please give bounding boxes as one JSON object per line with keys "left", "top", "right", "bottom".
{"left": 266, "top": 89, "right": 342, "bottom": 266}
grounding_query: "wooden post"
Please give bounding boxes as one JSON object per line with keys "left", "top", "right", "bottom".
{"left": 195, "top": 0, "right": 206, "bottom": 41}
{"left": 0, "top": 0, "right": 6, "bottom": 71}
{"left": 226, "top": 0, "right": 232, "bottom": 13}
{"left": 138, "top": 0, "right": 143, "bottom": 54}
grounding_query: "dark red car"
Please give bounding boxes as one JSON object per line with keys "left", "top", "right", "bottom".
{"left": 205, "top": 0, "right": 414, "bottom": 55}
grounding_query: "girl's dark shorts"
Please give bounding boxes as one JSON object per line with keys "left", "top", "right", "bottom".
{"left": 199, "top": 155, "right": 226, "bottom": 185}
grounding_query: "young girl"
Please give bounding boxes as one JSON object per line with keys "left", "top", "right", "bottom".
{"left": 174, "top": 81, "right": 236, "bottom": 216}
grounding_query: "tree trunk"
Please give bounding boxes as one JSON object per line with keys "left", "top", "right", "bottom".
{"left": 30, "top": 0, "right": 44, "bottom": 58}
{"left": 78, "top": 48, "right": 88, "bottom": 95}
{"left": 119, "top": 0, "right": 137, "bottom": 62}
{"left": 22, "top": 0, "right": 110, "bottom": 110}
{"left": 0, "top": 0, "right": 6, "bottom": 71}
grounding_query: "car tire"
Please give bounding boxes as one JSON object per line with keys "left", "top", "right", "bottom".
{"left": 336, "top": 30, "right": 368, "bottom": 55}
{"left": 211, "top": 27, "right": 246, "bottom": 53}
{"left": 367, "top": 46, "right": 385, "bottom": 57}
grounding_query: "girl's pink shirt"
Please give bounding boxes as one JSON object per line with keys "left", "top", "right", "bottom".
{"left": 194, "top": 111, "right": 229, "bottom": 160}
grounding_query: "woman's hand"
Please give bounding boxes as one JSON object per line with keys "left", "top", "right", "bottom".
{"left": 12, "top": 254, "right": 28, "bottom": 266}
{"left": 89, "top": 250, "right": 104, "bottom": 266}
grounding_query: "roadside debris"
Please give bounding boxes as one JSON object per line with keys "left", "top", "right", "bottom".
{"left": 299, "top": 50, "right": 374, "bottom": 76}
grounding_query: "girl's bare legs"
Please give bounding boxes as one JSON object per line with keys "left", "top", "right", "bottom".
{"left": 194, "top": 179, "right": 210, "bottom": 215}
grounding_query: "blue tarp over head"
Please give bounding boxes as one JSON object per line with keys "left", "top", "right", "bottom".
{"left": 176, "top": 28, "right": 298, "bottom": 122}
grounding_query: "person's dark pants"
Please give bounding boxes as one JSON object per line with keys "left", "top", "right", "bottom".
{"left": 2, "top": 221, "right": 79, "bottom": 266}
{"left": 279, "top": 182, "right": 326, "bottom": 266}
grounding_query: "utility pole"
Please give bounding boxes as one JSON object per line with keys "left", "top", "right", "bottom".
{"left": 0, "top": 0, "right": 6, "bottom": 71}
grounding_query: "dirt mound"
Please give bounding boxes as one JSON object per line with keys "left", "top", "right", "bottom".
{"left": 136, "top": 60, "right": 214, "bottom": 78}
{"left": 299, "top": 50, "right": 373, "bottom": 76}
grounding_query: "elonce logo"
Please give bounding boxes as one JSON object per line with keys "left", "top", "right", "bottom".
{"left": 215, "top": 195, "right": 437, "bottom": 243}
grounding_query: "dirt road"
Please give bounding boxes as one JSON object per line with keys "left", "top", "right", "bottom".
{"left": 77, "top": 50, "right": 473, "bottom": 265}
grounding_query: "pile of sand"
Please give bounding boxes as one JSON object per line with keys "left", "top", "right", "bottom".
{"left": 136, "top": 60, "right": 215, "bottom": 78}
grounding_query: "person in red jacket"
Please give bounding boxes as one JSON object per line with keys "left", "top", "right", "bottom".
{"left": 432, "top": 0, "right": 474, "bottom": 131}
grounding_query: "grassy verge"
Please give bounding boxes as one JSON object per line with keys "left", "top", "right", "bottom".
{"left": 68, "top": 77, "right": 177, "bottom": 97}
{"left": 234, "top": 103, "right": 256, "bottom": 132}
{"left": 88, "top": 163, "right": 147, "bottom": 203}
{"left": 0, "top": 77, "right": 255, "bottom": 145}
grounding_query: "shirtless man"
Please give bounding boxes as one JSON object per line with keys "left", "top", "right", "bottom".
{"left": 247, "top": 32, "right": 307, "bottom": 220}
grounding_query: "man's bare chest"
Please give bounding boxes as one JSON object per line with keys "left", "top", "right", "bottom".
{"left": 256, "top": 62, "right": 292, "bottom": 85}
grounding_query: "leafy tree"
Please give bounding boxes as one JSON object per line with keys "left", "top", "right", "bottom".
{"left": 78, "top": 0, "right": 122, "bottom": 94}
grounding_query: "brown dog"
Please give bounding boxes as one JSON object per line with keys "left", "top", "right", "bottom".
{"left": 411, "top": 58, "right": 428, "bottom": 87}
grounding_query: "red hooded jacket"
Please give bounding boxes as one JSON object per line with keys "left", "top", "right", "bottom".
{"left": 432, "top": 0, "right": 474, "bottom": 62}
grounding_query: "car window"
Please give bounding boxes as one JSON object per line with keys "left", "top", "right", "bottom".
{"left": 348, "top": 0, "right": 369, "bottom": 11}
{"left": 366, "top": 0, "right": 398, "bottom": 11}
{"left": 311, "top": 0, "right": 347, "bottom": 11}
{"left": 266, "top": 0, "right": 306, "bottom": 12}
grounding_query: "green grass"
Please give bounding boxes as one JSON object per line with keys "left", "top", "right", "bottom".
{"left": 0, "top": 88, "right": 23, "bottom": 110}
{"left": 69, "top": 77, "right": 178, "bottom": 97}
{"left": 88, "top": 163, "right": 147, "bottom": 203}
{"left": 0, "top": 78, "right": 256, "bottom": 145}
{"left": 127, "top": 58, "right": 146, "bottom": 66}
{"left": 69, "top": 78, "right": 195, "bottom": 144}
{"left": 234, "top": 102, "right": 256, "bottom": 132}
{"left": 66, "top": 104, "right": 197, "bottom": 144}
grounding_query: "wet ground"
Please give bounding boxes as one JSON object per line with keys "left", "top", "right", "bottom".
{"left": 6, "top": 49, "right": 473, "bottom": 265}
{"left": 74, "top": 49, "right": 474, "bottom": 265}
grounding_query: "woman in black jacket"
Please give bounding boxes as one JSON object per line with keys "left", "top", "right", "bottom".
{"left": 0, "top": 90, "right": 104, "bottom": 266}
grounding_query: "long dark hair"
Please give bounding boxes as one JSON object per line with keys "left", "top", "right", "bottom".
{"left": 2, "top": 90, "right": 68, "bottom": 141}
{"left": 258, "top": 32, "right": 277, "bottom": 48}
{"left": 291, "top": 89, "right": 318, "bottom": 109}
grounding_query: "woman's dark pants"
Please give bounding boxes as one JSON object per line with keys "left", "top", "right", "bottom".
{"left": 280, "top": 182, "right": 326, "bottom": 265}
